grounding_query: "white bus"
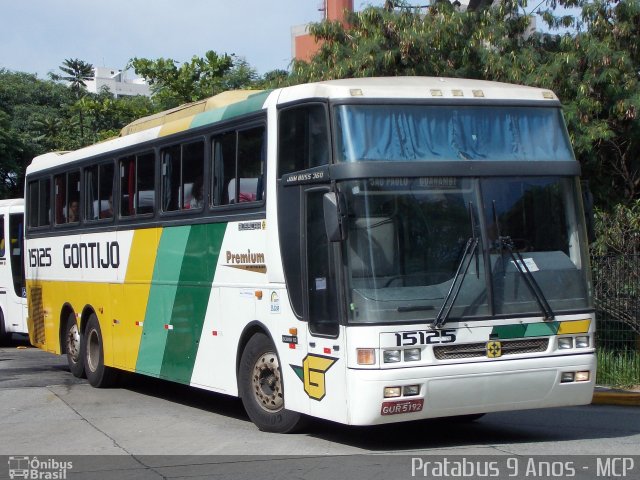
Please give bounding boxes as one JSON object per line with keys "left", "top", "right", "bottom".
{"left": 0, "top": 199, "right": 27, "bottom": 344}
{"left": 25, "top": 77, "right": 595, "bottom": 432}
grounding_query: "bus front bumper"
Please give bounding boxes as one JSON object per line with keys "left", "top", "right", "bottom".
{"left": 345, "top": 353, "right": 596, "bottom": 426}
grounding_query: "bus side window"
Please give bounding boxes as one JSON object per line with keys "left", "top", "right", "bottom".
{"left": 278, "top": 104, "right": 329, "bottom": 177}
{"left": 237, "top": 126, "right": 265, "bottom": 203}
{"left": 120, "top": 152, "right": 155, "bottom": 217}
{"left": 161, "top": 141, "right": 204, "bottom": 212}
{"left": 28, "top": 178, "right": 51, "bottom": 228}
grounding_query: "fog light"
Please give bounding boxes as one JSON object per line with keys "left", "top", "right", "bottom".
{"left": 403, "top": 385, "right": 420, "bottom": 396}
{"left": 384, "top": 386, "right": 401, "bottom": 398}
{"left": 575, "top": 371, "right": 590, "bottom": 382}
{"left": 561, "top": 372, "right": 575, "bottom": 383}
{"left": 383, "top": 350, "right": 401, "bottom": 363}
{"left": 357, "top": 348, "right": 376, "bottom": 365}
{"left": 575, "top": 336, "right": 590, "bottom": 348}
{"left": 558, "top": 337, "right": 573, "bottom": 349}
{"left": 404, "top": 348, "right": 421, "bottom": 362}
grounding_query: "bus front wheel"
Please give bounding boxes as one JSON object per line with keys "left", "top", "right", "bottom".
{"left": 83, "top": 313, "right": 118, "bottom": 388}
{"left": 239, "top": 333, "right": 305, "bottom": 433}
{"left": 65, "top": 313, "right": 85, "bottom": 378}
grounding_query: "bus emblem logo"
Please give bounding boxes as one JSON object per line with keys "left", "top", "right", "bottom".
{"left": 291, "top": 354, "right": 337, "bottom": 401}
{"left": 486, "top": 341, "right": 502, "bottom": 358}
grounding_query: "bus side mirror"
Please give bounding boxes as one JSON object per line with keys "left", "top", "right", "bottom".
{"left": 323, "top": 192, "right": 347, "bottom": 242}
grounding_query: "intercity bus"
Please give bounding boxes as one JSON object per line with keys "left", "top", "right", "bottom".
{"left": 25, "top": 77, "right": 596, "bottom": 432}
{"left": 0, "top": 199, "right": 27, "bottom": 343}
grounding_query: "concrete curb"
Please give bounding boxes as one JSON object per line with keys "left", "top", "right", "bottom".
{"left": 592, "top": 388, "right": 640, "bottom": 406}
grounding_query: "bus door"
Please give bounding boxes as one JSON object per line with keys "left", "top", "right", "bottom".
{"left": 303, "top": 187, "right": 348, "bottom": 424}
{"left": 0, "top": 212, "right": 27, "bottom": 335}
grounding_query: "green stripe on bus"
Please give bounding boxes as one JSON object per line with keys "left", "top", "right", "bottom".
{"left": 159, "top": 222, "right": 226, "bottom": 383}
{"left": 136, "top": 226, "right": 191, "bottom": 376}
{"left": 189, "top": 90, "right": 271, "bottom": 129}
{"left": 491, "top": 321, "right": 560, "bottom": 339}
{"left": 525, "top": 322, "right": 559, "bottom": 337}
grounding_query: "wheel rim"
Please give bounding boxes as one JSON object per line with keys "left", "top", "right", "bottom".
{"left": 87, "top": 328, "right": 100, "bottom": 373}
{"left": 66, "top": 323, "right": 81, "bottom": 363}
{"left": 251, "top": 351, "right": 284, "bottom": 412}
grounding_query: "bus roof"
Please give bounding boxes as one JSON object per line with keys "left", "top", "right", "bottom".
{"left": 0, "top": 198, "right": 24, "bottom": 208}
{"left": 27, "top": 77, "right": 559, "bottom": 175}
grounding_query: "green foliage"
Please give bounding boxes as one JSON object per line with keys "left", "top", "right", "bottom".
{"left": 0, "top": 68, "right": 155, "bottom": 199}
{"left": 50, "top": 58, "right": 95, "bottom": 98}
{"left": 128, "top": 51, "right": 257, "bottom": 110}
{"left": 291, "top": 0, "right": 640, "bottom": 207}
{"left": 596, "top": 348, "right": 640, "bottom": 388}
{"left": 592, "top": 200, "right": 640, "bottom": 256}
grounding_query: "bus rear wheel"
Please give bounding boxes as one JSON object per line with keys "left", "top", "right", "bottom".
{"left": 0, "top": 309, "right": 10, "bottom": 346}
{"left": 83, "top": 313, "right": 118, "bottom": 388}
{"left": 239, "top": 333, "right": 305, "bottom": 433}
{"left": 65, "top": 313, "right": 85, "bottom": 378}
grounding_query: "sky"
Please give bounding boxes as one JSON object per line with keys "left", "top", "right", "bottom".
{"left": 0, "top": 0, "right": 386, "bottom": 80}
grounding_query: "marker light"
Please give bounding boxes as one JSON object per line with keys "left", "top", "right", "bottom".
{"left": 357, "top": 348, "right": 376, "bottom": 365}
{"left": 558, "top": 337, "right": 573, "bottom": 349}
{"left": 575, "top": 371, "right": 590, "bottom": 382}
{"left": 383, "top": 350, "right": 401, "bottom": 363}
{"left": 384, "top": 387, "right": 401, "bottom": 398}
{"left": 403, "top": 385, "right": 420, "bottom": 396}
{"left": 404, "top": 348, "right": 421, "bottom": 362}
{"left": 575, "top": 336, "right": 590, "bottom": 348}
{"left": 561, "top": 372, "right": 575, "bottom": 383}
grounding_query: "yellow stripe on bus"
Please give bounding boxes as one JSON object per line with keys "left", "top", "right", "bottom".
{"left": 557, "top": 319, "right": 591, "bottom": 334}
{"left": 110, "top": 228, "right": 162, "bottom": 371}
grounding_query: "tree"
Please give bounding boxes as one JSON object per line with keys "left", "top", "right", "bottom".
{"left": 129, "top": 51, "right": 258, "bottom": 109}
{"left": 289, "top": 0, "right": 640, "bottom": 207}
{"left": 51, "top": 58, "right": 94, "bottom": 98}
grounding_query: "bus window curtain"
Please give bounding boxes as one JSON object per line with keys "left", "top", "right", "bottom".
{"left": 128, "top": 160, "right": 135, "bottom": 215}
{"left": 55, "top": 176, "right": 65, "bottom": 224}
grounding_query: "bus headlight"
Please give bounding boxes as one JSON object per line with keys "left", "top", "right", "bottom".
{"left": 404, "top": 348, "right": 421, "bottom": 362}
{"left": 575, "top": 336, "right": 590, "bottom": 348}
{"left": 403, "top": 385, "right": 420, "bottom": 396}
{"left": 384, "top": 387, "right": 401, "bottom": 398}
{"left": 560, "top": 372, "right": 575, "bottom": 383}
{"left": 383, "top": 350, "right": 401, "bottom": 363}
{"left": 558, "top": 337, "right": 573, "bottom": 349}
{"left": 575, "top": 371, "right": 590, "bottom": 382}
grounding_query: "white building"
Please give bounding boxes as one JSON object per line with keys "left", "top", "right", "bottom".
{"left": 85, "top": 67, "right": 151, "bottom": 98}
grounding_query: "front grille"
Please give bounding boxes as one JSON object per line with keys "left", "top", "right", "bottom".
{"left": 433, "top": 338, "right": 549, "bottom": 360}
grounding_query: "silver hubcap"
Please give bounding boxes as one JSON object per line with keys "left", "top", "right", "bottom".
{"left": 67, "top": 324, "right": 80, "bottom": 363}
{"left": 87, "top": 329, "right": 100, "bottom": 373}
{"left": 252, "top": 352, "right": 284, "bottom": 412}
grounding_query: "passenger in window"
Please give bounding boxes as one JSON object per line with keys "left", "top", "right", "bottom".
{"left": 190, "top": 176, "right": 204, "bottom": 209}
{"left": 67, "top": 200, "right": 79, "bottom": 223}
{"left": 100, "top": 195, "right": 113, "bottom": 218}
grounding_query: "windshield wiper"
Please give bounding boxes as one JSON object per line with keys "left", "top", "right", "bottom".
{"left": 433, "top": 236, "right": 479, "bottom": 328}
{"left": 497, "top": 236, "right": 555, "bottom": 321}
{"left": 491, "top": 201, "right": 555, "bottom": 321}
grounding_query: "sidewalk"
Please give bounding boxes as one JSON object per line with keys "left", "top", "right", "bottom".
{"left": 592, "top": 386, "right": 640, "bottom": 406}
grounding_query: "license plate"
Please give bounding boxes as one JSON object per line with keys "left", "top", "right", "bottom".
{"left": 381, "top": 399, "right": 424, "bottom": 416}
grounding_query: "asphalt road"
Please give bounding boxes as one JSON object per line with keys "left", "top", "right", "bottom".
{"left": 1, "top": 338, "right": 639, "bottom": 479}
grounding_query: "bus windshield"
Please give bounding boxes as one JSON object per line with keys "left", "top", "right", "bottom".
{"left": 341, "top": 176, "right": 591, "bottom": 325}
{"left": 335, "top": 105, "right": 575, "bottom": 162}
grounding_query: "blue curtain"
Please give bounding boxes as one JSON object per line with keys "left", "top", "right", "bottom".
{"left": 336, "top": 105, "right": 574, "bottom": 162}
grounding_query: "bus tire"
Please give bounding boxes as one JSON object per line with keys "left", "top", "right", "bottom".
{"left": 450, "top": 413, "right": 486, "bottom": 423}
{"left": 83, "top": 313, "right": 118, "bottom": 388}
{"left": 65, "top": 313, "right": 85, "bottom": 378}
{"left": 239, "top": 333, "right": 305, "bottom": 433}
{"left": 0, "top": 309, "right": 9, "bottom": 346}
